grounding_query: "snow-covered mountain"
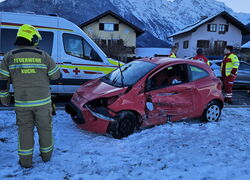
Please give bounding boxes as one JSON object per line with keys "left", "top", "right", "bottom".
{"left": 0, "top": 0, "right": 250, "bottom": 47}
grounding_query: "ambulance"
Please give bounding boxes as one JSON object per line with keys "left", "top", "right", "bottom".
{"left": 0, "top": 12, "right": 123, "bottom": 94}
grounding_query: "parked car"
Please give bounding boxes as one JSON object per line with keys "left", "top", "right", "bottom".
{"left": 65, "top": 57, "right": 224, "bottom": 138}
{"left": 210, "top": 60, "right": 250, "bottom": 87}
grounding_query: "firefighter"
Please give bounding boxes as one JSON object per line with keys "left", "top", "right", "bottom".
{"left": 168, "top": 46, "right": 178, "bottom": 58}
{"left": 220, "top": 45, "right": 240, "bottom": 104}
{"left": 0, "top": 24, "right": 61, "bottom": 168}
{"left": 193, "top": 48, "right": 210, "bottom": 65}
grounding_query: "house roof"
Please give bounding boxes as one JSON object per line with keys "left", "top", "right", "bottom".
{"left": 169, "top": 11, "right": 250, "bottom": 38}
{"left": 241, "top": 41, "right": 250, "bottom": 48}
{"left": 79, "top": 10, "right": 144, "bottom": 37}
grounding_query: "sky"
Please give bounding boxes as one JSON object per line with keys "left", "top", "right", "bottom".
{"left": 0, "top": 0, "right": 249, "bottom": 13}
{"left": 217, "top": 0, "right": 250, "bottom": 13}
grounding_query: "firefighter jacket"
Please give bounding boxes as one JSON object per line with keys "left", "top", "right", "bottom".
{"left": 193, "top": 54, "right": 210, "bottom": 65}
{"left": 0, "top": 46, "right": 61, "bottom": 107}
{"left": 220, "top": 53, "right": 240, "bottom": 77}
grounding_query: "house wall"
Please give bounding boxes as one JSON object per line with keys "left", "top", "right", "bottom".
{"left": 82, "top": 15, "right": 136, "bottom": 47}
{"left": 173, "top": 16, "right": 243, "bottom": 58}
{"left": 173, "top": 32, "right": 192, "bottom": 58}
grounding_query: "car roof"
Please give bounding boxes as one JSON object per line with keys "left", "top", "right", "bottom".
{"left": 136, "top": 57, "right": 210, "bottom": 69}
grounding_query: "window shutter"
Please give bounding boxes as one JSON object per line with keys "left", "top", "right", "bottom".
{"left": 225, "top": 25, "right": 228, "bottom": 32}
{"left": 207, "top": 24, "right": 210, "bottom": 31}
{"left": 99, "top": 23, "right": 104, "bottom": 30}
{"left": 114, "top": 24, "right": 119, "bottom": 31}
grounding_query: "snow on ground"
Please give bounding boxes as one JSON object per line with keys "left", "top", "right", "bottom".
{"left": 0, "top": 108, "right": 250, "bottom": 180}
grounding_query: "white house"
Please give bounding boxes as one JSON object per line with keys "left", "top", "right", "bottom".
{"left": 169, "top": 11, "right": 250, "bottom": 58}
{"left": 79, "top": 10, "right": 144, "bottom": 58}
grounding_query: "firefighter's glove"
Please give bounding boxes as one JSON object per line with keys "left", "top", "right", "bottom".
{"left": 1, "top": 95, "right": 11, "bottom": 106}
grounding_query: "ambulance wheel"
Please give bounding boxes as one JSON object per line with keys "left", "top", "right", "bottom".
{"left": 108, "top": 111, "right": 137, "bottom": 139}
{"left": 202, "top": 101, "right": 222, "bottom": 122}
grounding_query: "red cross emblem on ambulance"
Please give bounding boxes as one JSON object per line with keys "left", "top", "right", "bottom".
{"left": 73, "top": 68, "right": 80, "bottom": 75}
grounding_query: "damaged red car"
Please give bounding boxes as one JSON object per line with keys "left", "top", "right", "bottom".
{"left": 65, "top": 57, "right": 224, "bottom": 138}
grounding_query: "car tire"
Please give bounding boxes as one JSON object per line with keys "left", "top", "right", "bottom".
{"left": 108, "top": 111, "right": 137, "bottom": 139}
{"left": 202, "top": 101, "right": 222, "bottom": 122}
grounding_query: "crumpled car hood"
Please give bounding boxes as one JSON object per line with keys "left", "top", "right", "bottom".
{"left": 76, "top": 78, "right": 127, "bottom": 101}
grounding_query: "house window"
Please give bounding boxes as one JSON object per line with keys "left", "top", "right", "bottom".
{"left": 214, "top": 41, "right": 227, "bottom": 49}
{"left": 99, "top": 23, "right": 119, "bottom": 31}
{"left": 207, "top": 24, "right": 217, "bottom": 32}
{"left": 218, "top": 24, "right": 228, "bottom": 33}
{"left": 183, "top": 40, "right": 189, "bottom": 49}
{"left": 197, "top": 40, "right": 210, "bottom": 48}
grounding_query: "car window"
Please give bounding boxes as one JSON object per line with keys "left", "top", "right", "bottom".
{"left": 190, "top": 65, "right": 209, "bottom": 81}
{"left": 239, "top": 62, "right": 250, "bottom": 70}
{"left": 102, "top": 60, "right": 157, "bottom": 87}
{"left": 63, "top": 33, "right": 103, "bottom": 62}
{"left": 149, "top": 64, "right": 188, "bottom": 90}
{"left": 0, "top": 29, "right": 54, "bottom": 55}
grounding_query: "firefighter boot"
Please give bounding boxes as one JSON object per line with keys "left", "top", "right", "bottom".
{"left": 19, "top": 156, "right": 32, "bottom": 168}
{"left": 40, "top": 151, "right": 53, "bottom": 162}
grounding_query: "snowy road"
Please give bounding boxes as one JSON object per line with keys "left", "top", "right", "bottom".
{"left": 0, "top": 108, "right": 250, "bottom": 180}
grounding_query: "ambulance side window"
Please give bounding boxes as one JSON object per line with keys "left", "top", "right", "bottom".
{"left": 0, "top": 29, "right": 17, "bottom": 54}
{"left": 39, "top": 31, "right": 54, "bottom": 55}
{"left": 63, "top": 33, "right": 103, "bottom": 62}
{"left": 0, "top": 29, "right": 53, "bottom": 55}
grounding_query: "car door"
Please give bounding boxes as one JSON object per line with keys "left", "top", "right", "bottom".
{"left": 144, "top": 64, "right": 194, "bottom": 126}
{"left": 236, "top": 61, "right": 250, "bottom": 86}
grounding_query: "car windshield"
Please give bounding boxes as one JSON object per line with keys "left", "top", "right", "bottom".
{"left": 102, "top": 60, "right": 157, "bottom": 87}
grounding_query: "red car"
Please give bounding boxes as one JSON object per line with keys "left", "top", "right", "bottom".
{"left": 66, "top": 57, "right": 224, "bottom": 138}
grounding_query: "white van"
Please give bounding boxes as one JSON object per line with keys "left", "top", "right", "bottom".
{"left": 0, "top": 12, "right": 123, "bottom": 94}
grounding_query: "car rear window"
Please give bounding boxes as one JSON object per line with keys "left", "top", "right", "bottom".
{"left": 190, "top": 65, "right": 209, "bottom": 81}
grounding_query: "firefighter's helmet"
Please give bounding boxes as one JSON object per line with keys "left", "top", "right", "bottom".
{"left": 17, "top": 24, "right": 42, "bottom": 45}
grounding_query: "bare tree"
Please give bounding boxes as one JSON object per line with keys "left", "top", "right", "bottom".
{"left": 88, "top": 34, "right": 135, "bottom": 62}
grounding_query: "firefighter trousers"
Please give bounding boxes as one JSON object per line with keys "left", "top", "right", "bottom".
{"left": 15, "top": 104, "right": 53, "bottom": 168}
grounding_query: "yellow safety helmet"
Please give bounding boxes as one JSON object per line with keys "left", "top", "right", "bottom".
{"left": 17, "top": 24, "right": 42, "bottom": 45}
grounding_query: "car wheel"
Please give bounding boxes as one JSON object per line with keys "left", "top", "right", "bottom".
{"left": 202, "top": 101, "right": 222, "bottom": 122}
{"left": 108, "top": 111, "right": 137, "bottom": 139}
